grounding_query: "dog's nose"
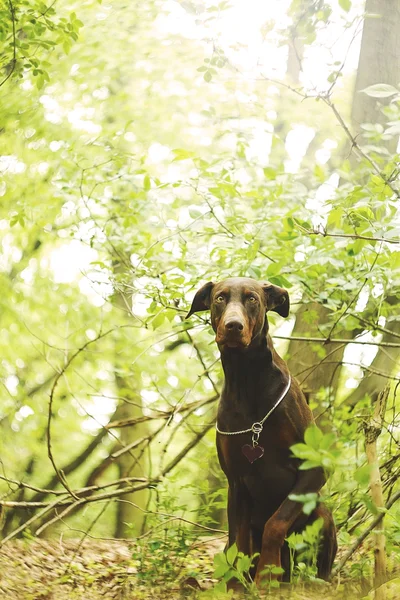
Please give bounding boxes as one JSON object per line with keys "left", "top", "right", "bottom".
{"left": 225, "top": 319, "right": 244, "bottom": 332}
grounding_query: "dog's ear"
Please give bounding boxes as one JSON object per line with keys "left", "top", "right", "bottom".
{"left": 262, "top": 283, "right": 290, "bottom": 318}
{"left": 186, "top": 282, "right": 214, "bottom": 318}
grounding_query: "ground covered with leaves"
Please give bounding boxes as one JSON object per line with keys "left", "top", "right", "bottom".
{"left": 0, "top": 538, "right": 399, "bottom": 600}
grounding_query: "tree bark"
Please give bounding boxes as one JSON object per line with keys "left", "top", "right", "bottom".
{"left": 113, "top": 375, "right": 149, "bottom": 537}
{"left": 351, "top": 0, "right": 400, "bottom": 152}
{"left": 286, "top": 303, "right": 352, "bottom": 424}
{"left": 112, "top": 262, "right": 149, "bottom": 538}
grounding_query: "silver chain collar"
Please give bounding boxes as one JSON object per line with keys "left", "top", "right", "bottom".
{"left": 215, "top": 375, "right": 291, "bottom": 446}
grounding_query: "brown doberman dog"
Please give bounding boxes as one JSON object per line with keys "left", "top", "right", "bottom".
{"left": 187, "top": 277, "right": 337, "bottom": 584}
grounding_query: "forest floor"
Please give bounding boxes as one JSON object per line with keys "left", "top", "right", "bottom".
{"left": 0, "top": 537, "right": 399, "bottom": 600}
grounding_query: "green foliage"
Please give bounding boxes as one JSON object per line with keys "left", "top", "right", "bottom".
{"left": 212, "top": 543, "right": 259, "bottom": 596}
{"left": 289, "top": 492, "right": 319, "bottom": 516}
{"left": 287, "top": 518, "right": 325, "bottom": 583}
{"left": 0, "top": 1, "right": 83, "bottom": 88}
{"left": 129, "top": 482, "right": 196, "bottom": 585}
{"left": 291, "top": 425, "right": 339, "bottom": 472}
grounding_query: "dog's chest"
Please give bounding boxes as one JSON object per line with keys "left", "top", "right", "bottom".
{"left": 217, "top": 430, "right": 298, "bottom": 518}
{"left": 217, "top": 425, "right": 298, "bottom": 479}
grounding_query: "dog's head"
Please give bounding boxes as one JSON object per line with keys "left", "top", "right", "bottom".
{"left": 186, "top": 277, "right": 289, "bottom": 349}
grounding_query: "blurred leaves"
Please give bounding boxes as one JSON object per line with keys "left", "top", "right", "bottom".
{"left": 0, "top": 1, "right": 84, "bottom": 88}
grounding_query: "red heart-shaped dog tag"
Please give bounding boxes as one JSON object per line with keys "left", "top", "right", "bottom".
{"left": 242, "top": 444, "right": 265, "bottom": 463}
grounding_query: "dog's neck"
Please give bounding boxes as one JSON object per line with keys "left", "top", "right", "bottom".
{"left": 218, "top": 327, "right": 289, "bottom": 427}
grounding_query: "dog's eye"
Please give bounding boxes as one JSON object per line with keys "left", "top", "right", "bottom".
{"left": 215, "top": 295, "right": 225, "bottom": 303}
{"left": 248, "top": 295, "right": 257, "bottom": 303}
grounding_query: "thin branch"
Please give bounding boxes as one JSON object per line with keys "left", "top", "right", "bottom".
{"left": 0, "top": 475, "right": 66, "bottom": 497}
{"left": 0, "top": 422, "right": 214, "bottom": 540}
{"left": 0, "top": 1, "right": 17, "bottom": 88}
{"left": 273, "top": 335, "right": 400, "bottom": 348}
{"left": 325, "top": 248, "right": 381, "bottom": 340}
{"left": 298, "top": 227, "right": 400, "bottom": 245}
{"left": 323, "top": 99, "right": 400, "bottom": 200}
{"left": 107, "top": 395, "right": 217, "bottom": 429}
{"left": 46, "top": 326, "right": 132, "bottom": 498}
{"left": 118, "top": 498, "right": 226, "bottom": 537}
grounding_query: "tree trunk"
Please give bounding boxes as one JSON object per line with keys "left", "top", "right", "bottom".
{"left": 286, "top": 303, "right": 352, "bottom": 426}
{"left": 112, "top": 264, "right": 149, "bottom": 537}
{"left": 351, "top": 0, "right": 400, "bottom": 152}
{"left": 114, "top": 377, "right": 149, "bottom": 538}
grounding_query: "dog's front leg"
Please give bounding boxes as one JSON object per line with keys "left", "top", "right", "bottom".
{"left": 255, "top": 467, "right": 326, "bottom": 585}
{"left": 226, "top": 481, "right": 251, "bottom": 556}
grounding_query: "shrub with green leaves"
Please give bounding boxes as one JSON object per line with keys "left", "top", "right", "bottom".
{"left": 291, "top": 425, "right": 340, "bottom": 473}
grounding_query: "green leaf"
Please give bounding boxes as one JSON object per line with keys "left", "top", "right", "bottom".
{"left": 226, "top": 543, "right": 238, "bottom": 566}
{"left": 304, "top": 425, "right": 323, "bottom": 450}
{"left": 172, "top": 149, "right": 196, "bottom": 162}
{"left": 204, "top": 70, "right": 212, "bottom": 83}
{"left": 290, "top": 443, "right": 320, "bottom": 461}
{"left": 354, "top": 464, "right": 371, "bottom": 486}
{"left": 214, "top": 552, "right": 228, "bottom": 568}
{"left": 361, "top": 83, "right": 399, "bottom": 98}
{"left": 143, "top": 174, "right": 151, "bottom": 191}
{"left": 213, "top": 580, "right": 228, "bottom": 593}
{"left": 247, "top": 240, "right": 260, "bottom": 261}
{"left": 289, "top": 492, "right": 318, "bottom": 515}
{"left": 268, "top": 275, "right": 293, "bottom": 288}
{"left": 189, "top": 207, "right": 202, "bottom": 219}
{"left": 271, "top": 566, "right": 285, "bottom": 575}
{"left": 298, "top": 460, "right": 320, "bottom": 470}
{"left": 314, "top": 164, "right": 325, "bottom": 182}
{"left": 236, "top": 555, "right": 252, "bottom": 573}
{"left": 214, "top": 564, "right": 229, "bottom": 578}
{"left": 327, "top": 207, "right": 343, "bottom": 228}
{"left": 151, "top": 312, "right": 165, "bottom": 329}
{"left": 320, "top": 432, "right": 336, "bottom": 450}
{"left": 222, "top": 568, "right": 236, "bottom": 582}
{"left": 385, "top": 122, "right": 400, "bottom": 135}
{"left": 266, "top": 262, "right": 282, "bottom": 277}
{"left": 338, "top": 0, "right": 351, "bottom": 11}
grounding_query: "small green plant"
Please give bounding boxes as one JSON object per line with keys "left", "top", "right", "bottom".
{"left": 128, "top": 483, "right": 196, "bottom": 585}
{"left": 286, "top": 518, "right": 324, "bottom": 583}
{"left": 212, "top": 543, "right": 259, "bottom": 597}
{"left": 258, "top": 564, "right": 285, "bottom": 590}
